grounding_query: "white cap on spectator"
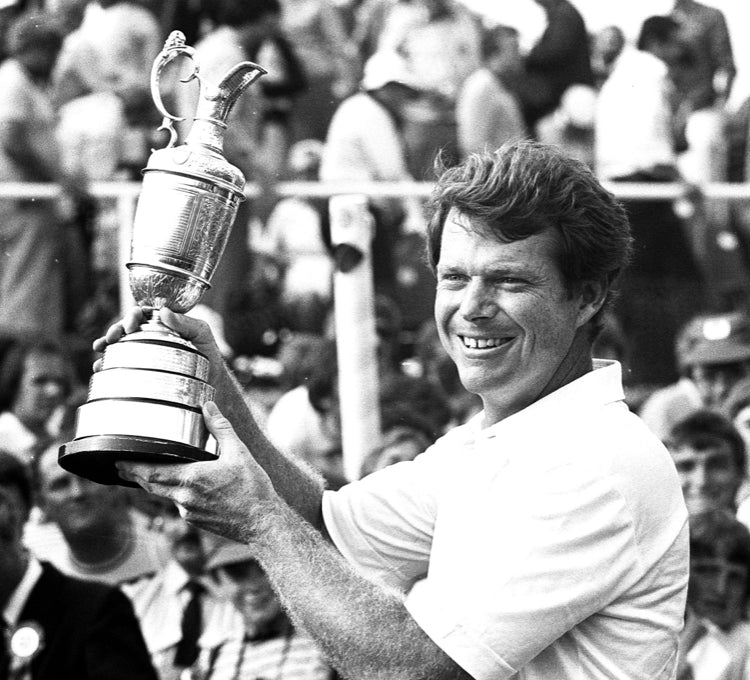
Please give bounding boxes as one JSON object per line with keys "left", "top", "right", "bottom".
{"left": 361, "top": 50, "right": 422, "bottom": 92}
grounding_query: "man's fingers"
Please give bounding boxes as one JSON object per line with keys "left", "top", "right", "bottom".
{"left": 160, "top": 308, "right": 211, "bottom": 344}
{"left": 115, "top": 461, "right": 185, "bottom": 489}
{"left": 92, "top": 307, "right": 151, "bottom": 352}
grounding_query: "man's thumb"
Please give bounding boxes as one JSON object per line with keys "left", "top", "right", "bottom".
{"left": 202, "top": 401, "right": 237, "bottom": 445}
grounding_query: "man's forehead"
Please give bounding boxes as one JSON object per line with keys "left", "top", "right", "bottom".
{"left": 672, "top": 442, "right": 734, "bottom": 460}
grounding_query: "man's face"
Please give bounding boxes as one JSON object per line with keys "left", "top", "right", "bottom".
{"left": 672, "top": 442, "right": 742, "bottom": 516}
{"left": 164, "top": 516, "right": 208, "bottom": 577}
{"left": 434, "top": 211, "right": 596, "bottom": 424}
{"left": 733, "top": 404, "right": 750, "bottom": 453}
{"left": 689, "top": 556, "right": 747, "bottom": 631}
{"left": 12, "top": 351, "right": 68, "bottom": 428}
{"left": 38, "top": 447, "right": 121, "bottom": 534}
{"left": 691, "top": 362, "right": 749, "bottom": 410}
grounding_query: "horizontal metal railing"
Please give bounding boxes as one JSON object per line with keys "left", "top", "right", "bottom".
{"left": 0, "top": 180, "right": 749, "bottom": 201}
{"left": 1, "top": 179, "right": 748, "bottom": 312}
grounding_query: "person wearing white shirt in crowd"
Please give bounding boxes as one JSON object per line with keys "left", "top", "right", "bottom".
{"left": 24, "top": 440, "right": 170, "bottom": 586}
{"left": 192, "top": 538, "right": 334, "bottom": 680}
{"left": 0, "top": 340, "right": 74, "bottom": 469}
{"left": 677, "top": 510, "right": 750, "bottom": 680}
{"left": 320, "top": 49, "right": 426, "bottom": 296}
{"left": 125, "top": 516, "right": 223, "bottom": 680}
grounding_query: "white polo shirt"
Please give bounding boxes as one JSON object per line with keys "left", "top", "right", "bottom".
{"left": 323, "top": 361, "right": 688, "bottom": 679}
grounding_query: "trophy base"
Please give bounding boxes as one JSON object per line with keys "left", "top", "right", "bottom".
{"left": 58, "top": 435, "right": 218, "bottom": 488}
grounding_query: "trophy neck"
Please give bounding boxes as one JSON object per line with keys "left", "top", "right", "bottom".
{"left": 136, "top": 309, "right": 183, "bottom": 339}
{"left": 185, "top": 118, "right": 226, "bottom": 155}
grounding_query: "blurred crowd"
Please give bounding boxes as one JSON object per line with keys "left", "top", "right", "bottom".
{"left": 2, "top": 0, "right": 750, "bottom": 678}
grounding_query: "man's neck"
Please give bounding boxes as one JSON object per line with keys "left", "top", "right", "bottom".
{"left": 11, "top": 410, "right": 46, "bottom": 438}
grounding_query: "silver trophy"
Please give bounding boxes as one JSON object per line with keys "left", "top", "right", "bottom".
{"left": 59, "top": 31, "right": 266, "bottom": 486}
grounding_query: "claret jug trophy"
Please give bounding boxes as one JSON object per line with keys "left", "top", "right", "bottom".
{"left": 59, "top": 31, "right": 266, "bottom": 486}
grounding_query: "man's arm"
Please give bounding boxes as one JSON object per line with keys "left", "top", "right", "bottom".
{"left": 117, "top": 403, "right": 473, "bottom": 680}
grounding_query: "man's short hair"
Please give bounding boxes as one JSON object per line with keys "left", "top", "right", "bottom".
{"left": 637, "top": 15, "right": 679, "bottom": 51}
{"left": 6, "top": 10, "right": 64, "bottom": 55}
{"left": 0, "top": 449, "right": 32, "bottom": 516}
{"left": 689, "top": 509, "right": 750, "bottom": 604}
{"left": 426, "top": 140, "right": 633, "bottom": 338}
{"left": 666, "top": 409, "right": 747, "bottom": 476}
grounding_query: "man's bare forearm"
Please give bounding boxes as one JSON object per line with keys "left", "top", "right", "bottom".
{"left": 246, "top": 500, "right": 472, "bottom": 680}
{"left": 212, "top": 362, "right": 328, "bottom": 530}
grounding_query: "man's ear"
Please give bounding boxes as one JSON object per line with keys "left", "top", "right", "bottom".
{"left": 575, "top": 279, "right": 608, "bottom": 328}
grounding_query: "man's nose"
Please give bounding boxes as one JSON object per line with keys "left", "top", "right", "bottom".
{"left": 459, "top": 279, "right": 498, "bottom": 320}
{"left": 688, "top": 462, "right": 708, "bottom": 489}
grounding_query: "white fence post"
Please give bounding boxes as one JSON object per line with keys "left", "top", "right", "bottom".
{"left": 329, "top": 195, "right": 381, "bottom": 482}
{"left": 116, "top": 192, "right": 137, "bottom": 315}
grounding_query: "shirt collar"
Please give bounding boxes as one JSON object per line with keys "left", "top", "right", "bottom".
{"left": 475, "top": 359, "right": 625, "bottom": 442}
{"left": 4, "top": 556, "right": 42, "bottom": 629}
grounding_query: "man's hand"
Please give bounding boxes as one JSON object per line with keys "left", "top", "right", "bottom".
{"left": 93, "top": 306, "right": 226, "bottom": 385}
{"left": 116, "top": 401, "right": 278, "bottom": 544}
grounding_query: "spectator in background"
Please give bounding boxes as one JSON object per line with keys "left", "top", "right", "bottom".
{"left": 262, "top": 138, "right": 334, "bottom": 334}
{"left": 370, "top": 0, "right": 482, "bottom": 179}
{"left": 264, "top": 338, "right": 343, "bottom": 483}
{"left": 669, "top": 0, "right": 735, "bottom": 185}
{"left": 596, "top": 15, "right": 705, "bottom": 387}
{"left": 194, "top": 539, "right": 334, "bottom": 680}
{"left": 0, "top": 340, "right": 75, "bottom": 469}
{"left": 665, "top": 409, "right": 745, "bottom": 518}
{"left": 455, "top": 24, "right": 526, "bottom": 159}
{"left": 0, "top": 10, "right": 92, "bottom": 341}
{"left": 25, "top": 439, "right": 170, "bottom": 585}
{"left": 359, "top": 372, "right": 452, "bottom": 478}
{"left": 0, "top": 450, "right": 158, "bottom": 680}
{"left": 535, "top": 83, "right": 597, "bottom": 168}
{"left": 125, "top": 516, "right": 223, "bottom": 680}
{"left": 724, "top": 376, "right": 750, "bottom": 454}
{"left": 641, "top": 311, "right": 750, "bottom": 441}
{"left": 51, "top": 0, "right": 162, "bottom": 177}
{"left": 678, "top": 510, "right": 750, "bottom": 680}
{"left": 515, "top": 0, "right": 594, "bottom": 133}
{"left": 279, "top": 0, "right": 359, "bottom": 142}
{"left": 320, "top": 49, "right": 426, "bottom": 298}
{"left": 590, "top": 25, "right": 625, "bottom": 90}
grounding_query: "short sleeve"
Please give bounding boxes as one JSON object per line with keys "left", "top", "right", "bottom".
{"left": 323, "top": 452, "right": 444, "bottom": 592}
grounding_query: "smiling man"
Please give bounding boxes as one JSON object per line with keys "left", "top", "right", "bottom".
{"left": 107, "top": 140, "right": 689, "bottom": 679}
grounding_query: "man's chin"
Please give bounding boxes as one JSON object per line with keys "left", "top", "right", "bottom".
{"left": 686, "top": 498, "right": 723, "bottom": 517}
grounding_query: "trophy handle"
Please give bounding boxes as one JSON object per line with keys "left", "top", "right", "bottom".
{"left": 150, "top": 30, "right": 200, "bottom": 149}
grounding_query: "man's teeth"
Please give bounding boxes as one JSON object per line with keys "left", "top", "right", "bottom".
{"left": 462, "top": 337, "right": 506, "bottom": 349}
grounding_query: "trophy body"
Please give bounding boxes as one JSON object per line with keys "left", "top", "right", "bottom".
{"left": 59, "top": 32, "right": 266, "bottom": 486}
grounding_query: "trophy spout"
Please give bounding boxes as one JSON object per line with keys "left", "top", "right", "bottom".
{"left": 186, "top": 61, "right": 267, "bottom": 154}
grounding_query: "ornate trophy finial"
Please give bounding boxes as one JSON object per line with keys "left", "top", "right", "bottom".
{"left": 58, "top": 32, "right": 266, "bottom": 486}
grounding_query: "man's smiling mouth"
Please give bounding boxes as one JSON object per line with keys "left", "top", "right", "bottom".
{"left": 460, "top": 336, "right": 511, "bottom": 349}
